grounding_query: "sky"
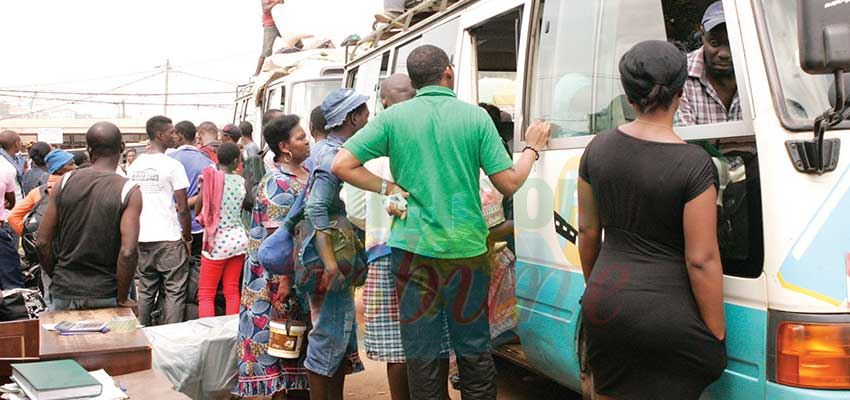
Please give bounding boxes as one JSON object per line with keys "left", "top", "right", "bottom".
{"left": 0, "top": 0, "right": 381, "bottom": 123}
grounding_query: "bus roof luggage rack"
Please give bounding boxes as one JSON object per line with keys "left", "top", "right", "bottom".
{"left": 345, "top": 0, "right": 468, "bottom": 63}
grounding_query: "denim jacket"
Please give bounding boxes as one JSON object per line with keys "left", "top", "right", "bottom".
{"left": 304, "top": 134, "right": 347, "bottom": 231}
{"left": 292, "top": 134, "right": 367, "bottom": 290}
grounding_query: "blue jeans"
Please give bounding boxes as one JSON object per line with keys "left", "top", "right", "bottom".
{"left": 51, "top": 296, "right": 118, "bottom": 311}
{"left": 304, "top": 286, "right": 361, "bottom": 377}
{"left": 0, "top": 224, "right": 23, "bottom": 290}
{"left": 391, "top": 248, "right": 496, "bottom": 400}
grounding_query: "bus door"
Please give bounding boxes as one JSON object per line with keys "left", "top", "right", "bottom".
{"left": 513, "top": 0, "right": 767, "bottom": 396}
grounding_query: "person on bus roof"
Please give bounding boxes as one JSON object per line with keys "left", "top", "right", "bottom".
{"left": 678, "top": 1, "right": 741, "bottom": 126}
{"left": 257, "top": 0, "right": 284, "bottom": 76}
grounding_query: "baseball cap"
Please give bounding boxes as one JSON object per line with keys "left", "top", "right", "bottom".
{"left": 702, "top": 1, "right": 726, "bottom": 33}
{"left": 221, "top": 124, "right": 242, "bottom": 140}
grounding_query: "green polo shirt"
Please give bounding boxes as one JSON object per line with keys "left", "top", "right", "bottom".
{"left": 343, "top": 85, "right": 513, "bottom": 259}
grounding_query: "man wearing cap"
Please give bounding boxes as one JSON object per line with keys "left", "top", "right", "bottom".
{"left": 8, "top": 149, "right": 77, "bottom": 237}
{"left": 678, "top": 1, "right": 741, "bottom": 126}
{"left": 8, "top": 149, "right": 77, "bottom": 306}
{"left": 295, "top": 88, "right": 371, "bottom": 398}
{"left": 332, "top": 44, "right": 551, "bottom": 400}
{"left": 221, "top": 124, "right": 242, "bottom": 145}
{"left": 37, "top": 122, "right": 142, "bottom": 312}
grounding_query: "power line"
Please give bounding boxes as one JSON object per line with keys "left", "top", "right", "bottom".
{"left": 0, "top": 89, "right": 234, "bottom": 96}
{"left": 0, "top": 94, "right": 233, "bottom": 107}
{"left": 0, "top": 72, "right": 164, "bottom": 121}
{"left": 0, "top": 68, "right": 162, "bottom": 89}
{"left": 172, "top": 70, "right": 239, "bottom": 86}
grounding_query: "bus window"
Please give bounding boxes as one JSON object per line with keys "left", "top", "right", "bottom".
{"left": 528, "top": 0, "right": 762, "bottom": 277}
{"left": 394, "top": 18, "right": 461, "bottom": 75}
{"left": 290, "top": 79, "right": 341, "bottom": 139}
{"left": 469, "top": 8, "right": 522, "bottom": 150}
{"left": 529, "top": 0, "right": 751, "bottom": 138}
{"left": 353, "top": 52, "right": 390, "bottom": 116}
{"left": 266, "top": 86, "right": 285, "bottom": 113}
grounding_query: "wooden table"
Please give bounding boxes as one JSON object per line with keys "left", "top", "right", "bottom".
{"left": 114, "top": 368, "right": 191, "bottom": 399}
{"left": 39, "top": 308, "right": 151, "bottom": 376}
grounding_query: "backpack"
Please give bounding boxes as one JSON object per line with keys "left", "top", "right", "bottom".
{"left": 21, "top": 184, "right": 50, "bottom": 264}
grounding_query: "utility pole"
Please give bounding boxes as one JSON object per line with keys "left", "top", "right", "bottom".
{"left": 121, "top": 99, "right": 126, "bottom": 119}
{"left": 163, "top": 59, "right": 171, "bottom": 116}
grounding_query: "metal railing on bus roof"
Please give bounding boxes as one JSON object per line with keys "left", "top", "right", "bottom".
{"left": 345, "top": 0, "right": 468, "bottom": 63}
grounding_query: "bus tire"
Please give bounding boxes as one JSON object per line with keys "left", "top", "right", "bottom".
{"left": 579, "top": 326, "right": 598, "bottom": 400}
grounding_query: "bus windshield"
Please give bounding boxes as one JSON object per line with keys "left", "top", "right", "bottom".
{"left": 290, "top": 79, "right": 341, "bottom": 132}
{"left": 761, "top": 0, "right": 845, "bottom": 128}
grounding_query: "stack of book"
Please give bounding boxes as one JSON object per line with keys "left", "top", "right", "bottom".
{"left": 10, "top": 360, "right": 102, "bottom": 400}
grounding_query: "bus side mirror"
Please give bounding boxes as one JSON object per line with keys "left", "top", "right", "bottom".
{"left": 786, "top": 1, "right": 850, "bottom": 174}
{"left": 798, "top": 0, "right": 850, "bottom": 75}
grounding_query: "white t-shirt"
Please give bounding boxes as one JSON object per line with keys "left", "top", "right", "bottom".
{"left": 363, "top": 157, "right": 393, "bottom": 250}
{"left": 0, "top": 162, "right": 16, "bottom": 221}
{"left": 128, "top": 152, "right": 190, "bottom": 242}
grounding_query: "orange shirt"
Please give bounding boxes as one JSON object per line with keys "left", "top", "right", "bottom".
{"left": 9, "top": 174, "right": 60, "bottom": 236}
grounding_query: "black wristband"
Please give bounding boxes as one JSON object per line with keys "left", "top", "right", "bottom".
{"left": 523, "top": 145, "right": 540, "bottom": 161}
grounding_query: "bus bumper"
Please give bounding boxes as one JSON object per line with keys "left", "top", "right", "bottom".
{"left": 766, "top": 382, "right": 850, "bottom": 399}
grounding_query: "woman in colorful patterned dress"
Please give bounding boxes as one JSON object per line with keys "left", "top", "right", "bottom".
{"left": 234, "top": 115, "right": 310, "bottom": 399}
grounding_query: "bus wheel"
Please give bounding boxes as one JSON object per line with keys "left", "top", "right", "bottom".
{"left": 579, "top": 328, "right": 598, "bottom": 400}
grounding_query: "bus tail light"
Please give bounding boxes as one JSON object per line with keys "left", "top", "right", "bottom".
{"left": 776, "top": 321, "right": 850, "bottom": 389}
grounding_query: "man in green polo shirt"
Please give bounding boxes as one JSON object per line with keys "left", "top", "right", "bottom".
{"left": 333, "top": 44, "right": 550, "bottom": 400}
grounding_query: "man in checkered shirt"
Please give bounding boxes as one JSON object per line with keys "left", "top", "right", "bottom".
{"left": 678, "top": 1, "right": 742, "bottom": 126}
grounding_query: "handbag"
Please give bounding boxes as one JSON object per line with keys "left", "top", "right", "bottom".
{"left": 257, "top": 170, "right": 309, "bottom": 276}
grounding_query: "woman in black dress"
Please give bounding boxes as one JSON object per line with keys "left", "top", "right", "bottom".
{"left": 578, "top": 40, "right": 727, "bottom": 400}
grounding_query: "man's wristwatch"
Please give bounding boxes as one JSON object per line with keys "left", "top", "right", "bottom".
{"left": 380, "top": 179, "right": 388, "bottom": 196}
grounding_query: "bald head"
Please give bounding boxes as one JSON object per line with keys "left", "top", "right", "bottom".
{"left": 0, "top": 130, "right": 21, "bottom": 154}
{"left": 86, "top": 122, "right": 123, "bottom": 162}
{"left": 381, "top": 74, "right": 416, "bottom": 109}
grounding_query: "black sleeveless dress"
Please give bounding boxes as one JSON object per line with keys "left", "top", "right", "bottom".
{"left": 579, "top": 129, "right": 727, "bottom": 399}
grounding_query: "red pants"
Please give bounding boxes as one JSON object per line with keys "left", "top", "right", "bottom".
{"left": 198, "top": 254, "right": 245, "bottom": 318}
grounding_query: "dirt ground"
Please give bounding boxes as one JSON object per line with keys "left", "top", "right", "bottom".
{"left": 345, "top": 289, "right": 581, "bottom": 400}
{"left": 344, "top": 354, "right": 581, "bottom": 400}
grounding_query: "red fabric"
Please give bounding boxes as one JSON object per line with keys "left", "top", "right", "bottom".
{"left": 199, "top": 254, "right": 245, "bottom": 318}
{"left": 199, "top": 145, "right": 219, "bottom": 163}
{"left": 196, "top": 166, "right": 225, "bottom": 254}
{"left": 261, "top": 0, "right": 276, "bottom": 26}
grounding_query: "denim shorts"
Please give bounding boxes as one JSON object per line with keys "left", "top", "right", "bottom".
{"left": 303, "top": 286, "right": 364, "bottom": 377}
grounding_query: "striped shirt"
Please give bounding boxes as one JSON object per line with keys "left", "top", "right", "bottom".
{"left": 678, "top": 47, "right": 742, "bottom": 126}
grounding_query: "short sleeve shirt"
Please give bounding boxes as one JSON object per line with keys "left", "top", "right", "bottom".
{"left": 128, "top": 152, "right": 190, "bottom": 242}
{"left": 0, "top": 162, "right": 16, "bottom": 221}
{"left": 343, "top": 85, "right": 513, "bottom": 258}
{"left": 579, "top": 129, "right": 718, "bottom": 252}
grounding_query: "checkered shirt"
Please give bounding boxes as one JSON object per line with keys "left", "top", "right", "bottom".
{"left": 678, "top": 47, "right": 742, "bottom": 126}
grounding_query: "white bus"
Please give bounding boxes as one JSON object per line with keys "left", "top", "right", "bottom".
{"left": 233, "top": 50, "right": 344, "bottom": 145}
{"left": 344, "top": 0, "right": 850, "bottom": 398}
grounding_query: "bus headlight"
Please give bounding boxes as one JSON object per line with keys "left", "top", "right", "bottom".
{"left": 776, "top": 321, "right": 850, "bottom": 389}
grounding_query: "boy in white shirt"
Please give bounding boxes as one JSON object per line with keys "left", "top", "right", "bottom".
{"left": 128, "top": 116, "right": 192, "bottom": 325}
